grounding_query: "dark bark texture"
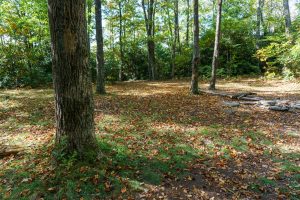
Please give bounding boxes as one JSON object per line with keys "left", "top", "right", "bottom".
{"left": 209, "top": 0, "right": 222, "bottom": 90}
{"left": 142, "top": 0, "right": 156, "bottom": 80}
{"left": 48, "top": 0, "right": 97, "bottom": 157}
{"left": 283, "top": 0, "right": 292, "bottom": 34}
{"left": 256, "top": 0, "right": 264, "bottom": 39}
{"left": 118, "top": 1, "right": 124, "bottom": 81}
{"left": 95, "top": 0, "right": 106, "bottom": 94}
{"left": 171, "top": 0, "right": 180, "bottom": 79}
{"left": 190, "top": 0, "right": 200, "bottom": 94}
{"left": 186, "top": 0, "right": 190, "bottom": 44}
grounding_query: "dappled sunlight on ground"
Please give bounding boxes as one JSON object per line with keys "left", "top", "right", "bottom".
{"left": 0, "top": 79, "right": 299, "bottom": 199}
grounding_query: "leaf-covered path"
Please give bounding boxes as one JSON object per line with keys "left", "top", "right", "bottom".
{"left": 0, "top": 79, "right": 299, "bottom": 199}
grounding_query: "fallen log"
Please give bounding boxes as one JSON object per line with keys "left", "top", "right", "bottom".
{"left": 0, "top": 145, "right": 25, "bottom": 158}
{"left": 240, "top": 101, "right": 258, "bottom": 105}
{"left": 201, "top": 90, "right": 233, "bottom": 98}
{"left": 239, "top": 96, "right": 263, "bottom": 101}
{"left": 269, "top": 106, "right": 290, "bottom": 112}
{"left": 232, "top": 92, "right": 257, "bottom": 99}
{"left": 202, "top": 90, "right": 258, "bottom": 100}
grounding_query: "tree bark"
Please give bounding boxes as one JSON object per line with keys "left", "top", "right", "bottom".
{"left": 171, "top": 0, "right": 180, "bottom": 79}
{"left": 48, "top": 0, "right": 97, "bottom": 158}
{"left": 95, "top": 0, "right": 106, "bottom": 94}
{"left": 87, "top": 0, "right": 92, "bottom": 57}
{"left": 209, "top": 0, "right": 222, "bottom": 90}
{"left": 283, "top": 0, "right": 292, "bottom": 34}
{"left": 190, "top": 0, "right": 200, "bottom": 94}
{"left": 118, "top": 1, "right": 124, "bottom": 81}
{"left": 186, "top": 0, "right": 190, "bottom": 45}
{"left": 256, "top": 0, "right": 264, "bottom": 39}
{"left": 142, "top": 0, "right": 156, "bottom": 80}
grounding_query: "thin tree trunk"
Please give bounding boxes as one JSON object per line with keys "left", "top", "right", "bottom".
{"left": 47, "top": 0, "right": 97, "bottom": 158}
{"left": 171, "top": 0, "right": 180, "bottom": 79}
{"left": 256, "top": 0, "right": 264, "bottom": 39}
{"left": 95, "top": 0, "right": 106, "bottom": 94}
{"left": 174, "top": 0, "right": 180, "bottom": 51}
{"left": 165, "top": 6, "right": 174, "bottom": 78}
{"left": 190, "top": 0, "right": 200, "bottom": 94}
{"left": 142, "top": 0, "right": 156, "bottom": 80}
{"left": 209, "top": 0, "right": 222, "bottom": 90}
{"left": 119, "top": 1, "right": 124, "bottom": 81}
{"left": 283, "top": 0, "right": 292, "bottom": 34}
{"left": 186, "top": 0, "right": 190, "bottom": 45}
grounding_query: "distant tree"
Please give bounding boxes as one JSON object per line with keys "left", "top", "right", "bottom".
{"left": 48, "top": 0, "right": 98, "bottom": 158}
{"left": 190, "top": 0, "right": 200, "bottom": 94}
{"left": 118, "top": 1, "right": 124, "bottom": 81}
{"left": 209, "top": 0, "right": 223, "bottom": 90}
{"left": 256, "top": 0, "right": 265, "bottom": 39}
{"left": 171, "top": 0, "right": 180, "bottom": 79}
{"left": 142, "top": 0, "right": 157, "bottom": 80}
{"left": 283, "top": 0, "right": 291, "bottom": 34}
{"left": 185, "top": 0, "right": 191, "bottom": 45}
{"left": 95, "top": 0, "right": 106, "bottom": 94}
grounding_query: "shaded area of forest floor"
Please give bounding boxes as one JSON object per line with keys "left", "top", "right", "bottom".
{"left": 0, "top": 79, "right": 299, "bottom": 199}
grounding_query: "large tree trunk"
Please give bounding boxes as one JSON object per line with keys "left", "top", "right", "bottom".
{"left": 48, "top": 0, "right": 97, "bottom": 158}
{"left": 142, "top": 0, "right": 156, "bottom": 80}
{"left": 87, "top": 0, "right": 92, "bottom": 57}
{"left": 283, "top": 0, "right": 292, "bottom": 34}
{"left": 209, "top": 0, "right": 222, "bottom": 90}
{"left": 190, "top": 0, "right": 200, "bottom": 94}
{"left": 95, "top": 0, "right": 106, "bottom": 94}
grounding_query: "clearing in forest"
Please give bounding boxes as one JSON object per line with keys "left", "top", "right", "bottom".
{"left": 0, "top": 79, "right": 299, "bottom": 199}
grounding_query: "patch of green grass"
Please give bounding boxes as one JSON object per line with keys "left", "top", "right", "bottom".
{"left": 258, "top": 177, "right": 277, "bottom": 186}
{"left": 231, "top": 136, "right": 249, "bottom": 152}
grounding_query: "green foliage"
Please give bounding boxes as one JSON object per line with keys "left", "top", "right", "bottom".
{"left": 0, "top": 0, "right": 298, "bottom": 88}
{"left": 256, "top": 16, "right": 300, "bottom": 78}
{"left": 0, "top": 0, "right": 51, "bottom": 88}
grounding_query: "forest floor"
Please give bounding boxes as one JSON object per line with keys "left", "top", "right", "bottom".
{"left": 0, "top": 79, "right": 299, "bottom": 199}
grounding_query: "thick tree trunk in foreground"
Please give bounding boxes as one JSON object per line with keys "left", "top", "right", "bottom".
{"left": 283, "top": 0, "right": 292, "bottom": 34}
{"left": 48, "top": 0, "right": 97, "bottom": 158}
{"left": 87, "top": 0, "right": 92, "bottom": 57}
{"left": 190, "top": 0, "right": 200, "bottom": 94}
{"left": 209, "top": 0, "right": 222, "bottom": 90}
{"left": 95, "top": 0, "right": 106, "bottom": 94}
{"left": 142, "top": 0, "right": 156, "bottom": 80}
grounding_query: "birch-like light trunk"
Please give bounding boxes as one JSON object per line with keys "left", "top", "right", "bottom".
{"left": 209, "top": 0, "right": 222, "bottom": 90}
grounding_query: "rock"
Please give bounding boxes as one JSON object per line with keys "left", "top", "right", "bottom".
{"left": 260, "top": 100, "right": 277, "bottom": 106}
{"left": 223, "top": 101, "right": 240, "bottom": 107}
{"left": 224, "top": 109, "right": 236, "bottom": 115}
{"left": 276, "top": 100, "right": 290, "bottom": 106}
{"left": 292, "top": 104, "right": 300, "bottom": 109}
{"left": 240, "top": 101, "right": 258, "bottom": 105}
{"left": 240, "top": 97, "right": 263, "bottom": 101}
{"left": 269, "top": 106, "right": 290, "bottom": 112}
{"left": 232, "top": 92, "right": 256, "bottom": 99}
